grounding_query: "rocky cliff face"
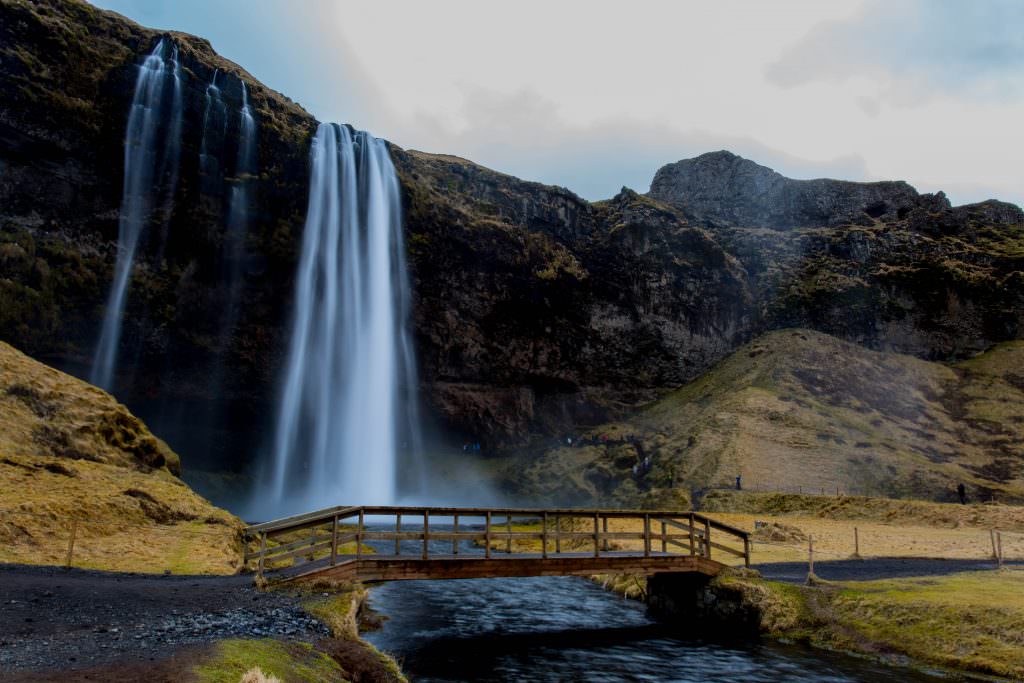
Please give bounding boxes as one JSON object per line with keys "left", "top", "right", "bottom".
{"left": 1, "top": 0, "right": 1022, "bottom": 481}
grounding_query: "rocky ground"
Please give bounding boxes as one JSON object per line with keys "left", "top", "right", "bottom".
{"left": 0, "top": 564, "right": 328, "bottom": 677}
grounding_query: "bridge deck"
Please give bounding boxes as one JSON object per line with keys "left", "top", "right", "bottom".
{"left": 244, "top": 505, "right": 750, "bottom": 583}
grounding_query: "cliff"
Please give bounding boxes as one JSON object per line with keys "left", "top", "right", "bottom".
{"left": 0, "top": 0, "right": 1022, "bottom": 486}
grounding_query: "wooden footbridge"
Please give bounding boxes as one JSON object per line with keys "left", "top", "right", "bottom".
{"left": 244, "top": 506, "right": 750, "bottom": 583}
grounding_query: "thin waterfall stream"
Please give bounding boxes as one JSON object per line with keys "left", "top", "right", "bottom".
{"left": 91, "top": 39, "right": 182, "bottom": 391}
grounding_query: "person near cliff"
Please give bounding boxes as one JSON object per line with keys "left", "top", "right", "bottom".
{"left": 735, "top": 474, "right": 742, "bottom": 491}
{"left": 957, "top": 482, "right": 967, "bottom": 505}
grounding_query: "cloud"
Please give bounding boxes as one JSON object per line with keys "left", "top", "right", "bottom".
{"left": 766, "top": 0, "right": 1024, "bottom": 106}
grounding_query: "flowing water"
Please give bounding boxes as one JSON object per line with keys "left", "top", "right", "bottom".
{"left": 267, "top": 123, "right": 421, "bottom": 514}
{"left": 221, "top": 81, "right": 257, "bottom": 340}
{"left": 91, "top": 39, "right": 182, "bottom": 390}
{"left": 366, "top": 576, "right": 945, "bottom": 682}
{"left": 199, "top": 69, "right": 226, "bottom": 193}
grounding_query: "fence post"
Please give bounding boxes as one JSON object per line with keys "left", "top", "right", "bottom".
{"left": 65, "top": 519, "right": 78, "bottom": 569}
{"left": 991, "top": 529, "right": 998, "bottom": 559}
{"left": 997, "top": 531, "right": 1004, "bottom": 571}
{"left": 743, "top": 537, "right": 750, "bottom": 568}
{"left": 395, "top": 513, "right": 402, "bottom": 556}
{"left": 854, "top": 526, "right": 860, "bottom": 559}
{"left": 807, "top": 535, "right": 815, "bottom": 583}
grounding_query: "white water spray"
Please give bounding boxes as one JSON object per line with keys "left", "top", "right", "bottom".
{"left": 267, "top": 123, "right": 421, "bottom": 513}
{"left": 91, "top": 39, "right": 182, "bottom": 390}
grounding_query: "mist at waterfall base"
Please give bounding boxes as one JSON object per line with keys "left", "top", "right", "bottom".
{"left": 91, "top": 39, "right": 182, "bottom": 391}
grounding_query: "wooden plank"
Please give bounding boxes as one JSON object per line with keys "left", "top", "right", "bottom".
{"left": 247, "top": 532, "right": 335, "bottom": 561}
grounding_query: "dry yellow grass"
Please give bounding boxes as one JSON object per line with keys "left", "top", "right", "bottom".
{"left": 0, "top": 341, "right": 242, "bottom": 574}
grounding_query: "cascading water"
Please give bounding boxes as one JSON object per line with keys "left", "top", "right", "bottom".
{"left": 221, "top": 81, "right": 257, "bottom": 337}
{"left": 91, "top": 39, "right": 182, "bottom": 390}
{"left": 198, "top": 69, "right": 226, "bottom": 192}
{"left": 266, "top": 122, "right": 421, "bottom": 513}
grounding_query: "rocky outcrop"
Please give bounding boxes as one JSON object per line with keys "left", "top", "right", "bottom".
{"left": 649, "top": 150, "right": 951, "bottom": 229}
{"left": 0, "top": 0, "right": 1022, "bottom": 481}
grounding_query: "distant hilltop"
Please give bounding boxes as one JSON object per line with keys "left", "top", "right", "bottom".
{"left": 649, "top": 150, "right": 1024, "bottom": 230}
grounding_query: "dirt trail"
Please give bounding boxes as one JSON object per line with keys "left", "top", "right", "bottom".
{"left": 756, "top": 557, "right": 1023, "bottom": 583}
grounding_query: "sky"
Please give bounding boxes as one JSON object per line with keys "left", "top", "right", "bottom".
{"left": 89, "top": 0, "right": 1023, "bottom": 207}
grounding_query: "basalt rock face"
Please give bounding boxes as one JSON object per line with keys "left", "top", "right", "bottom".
{"left": 0, "top": 0, "right": 1022, "bottom": 478}
{"left": 648, "top": 150, "right": 955, "bottom": 229}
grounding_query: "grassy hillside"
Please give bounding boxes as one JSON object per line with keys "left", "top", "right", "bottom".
{"left": 0, "top": 341, "right": 242, "bottom": 573}
{"left": 511, "top": 329, "right": 1024, "bottom": 506}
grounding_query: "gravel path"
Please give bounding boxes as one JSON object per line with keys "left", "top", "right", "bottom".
{"left": 0, "top": 564, "right": 328, "bottom": 678}
{"left": 756, "top": 557, "right": 1023, "bottom": 583}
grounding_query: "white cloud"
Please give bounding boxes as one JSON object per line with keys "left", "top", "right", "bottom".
{"left": 90, "top": 0, "right": 1023, "bottom": 208}
{"left": 766, "top": 0, "right": 1024, "bottom": 106}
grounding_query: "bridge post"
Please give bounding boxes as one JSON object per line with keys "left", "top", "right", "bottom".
{"left": 505, "top": 514, "right": 512, "bottom": 554}
{"left": 554, "top": 514, "right": 561, "bottom": 554}
{"left": 542, "top": 512, "right": 549, "bottom": 559}
{"left": 688, "top": 514, "right": 695, "bottom": 556}
{"left": 704, "top": 518, "right": 712, "bottom": 559}
{"left": 452, "top": 514, "right": 459, "bottom": 555}
{"left": 661, "top": 520, "right": 667, "bottom": 554}
{"left": 643, "top": 514, "right": 651, "bottom": 557}
{"left": 744, "top": 537, "right": 751, "bottom": 567}
{"left": 258, "top": 531, "right": 267, "bottom": 579}
{"left": 395, "top": 513, "right": 402, "bottom": 556}
{"left": 602, "top": 516, "right": 609, "bottom": 551}
{"left": 357, "top": 509, "right": 364, "bottom": 559}
{"left": 593, "top": 512, "right": 600, "bottom": 557}
{"left": 330, "top": 514, "right": 339, "bottom": 565}
{"left": 485, "top": 511, "right": 491, "bottom": 559}
{"left": 423, "top": 509, "right": 430, "bottom": 560}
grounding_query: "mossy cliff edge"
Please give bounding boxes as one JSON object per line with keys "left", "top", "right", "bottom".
{"left": 0, "top": 339, "right": 242, "bottom": 573}
{"left": 0, "top": 0, "right": 1021, "bottom": 483}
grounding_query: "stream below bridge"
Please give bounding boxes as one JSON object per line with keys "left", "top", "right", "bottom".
{"left": 364, "top": 574, "right": 944, "bottom": 682}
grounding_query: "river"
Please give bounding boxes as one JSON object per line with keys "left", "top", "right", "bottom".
{"left": 365, "top": 575, "right": 944, "bottom": 682}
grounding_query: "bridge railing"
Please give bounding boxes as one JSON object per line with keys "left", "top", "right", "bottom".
{"left": 244, "top": 506, "right": 751, "bottom": 580}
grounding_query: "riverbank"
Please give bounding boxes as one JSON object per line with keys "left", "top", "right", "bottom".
{"left": 600, "top": 567, "right": 1024, "bottom": 680}
{"left": 0, "top": 564, "right": 405, "bottom": 682}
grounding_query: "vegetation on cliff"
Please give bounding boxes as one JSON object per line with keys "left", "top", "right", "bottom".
{"left": 0, "top": 340, "right": 242, "bottom": 573}
{"left": 512, "top": 329, "right": 1024, "bottom": 506}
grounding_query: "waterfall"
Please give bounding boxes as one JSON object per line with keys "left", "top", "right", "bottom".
{"left": 199, "top": 69, "right": 226, "bottom": 192}
{"left": 91, "top": 39, "right": 182, "bottom": 390}
{"left": 267, "top": 122, "right": 421, "bottom": 512}
{"left": 220, "top": 81, "right": 257, "bottom": 346}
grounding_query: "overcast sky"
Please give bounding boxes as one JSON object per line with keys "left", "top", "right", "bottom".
{"left": 90, "top": 0, "right": 1023, "bottom": 207}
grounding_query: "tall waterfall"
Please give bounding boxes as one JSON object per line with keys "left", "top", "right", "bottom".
{"left": 222, "top": 81, "right": 257, "bottom": 333}
{"left": 267, "top": 122, "right": 421, "bottom": 512}
{"left": 91, "top": 39, "right": 182, "bottom": 390}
